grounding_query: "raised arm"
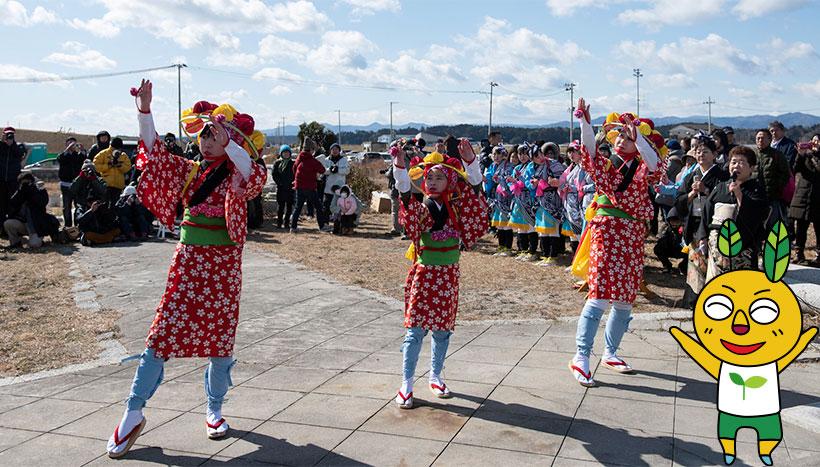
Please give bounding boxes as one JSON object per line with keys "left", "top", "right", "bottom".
{"left": 390, "top": 146, "right": 411, "bottom": 194}
{"left": 577, "top": 98, "right": 596, "bottom": 160}
{"left": 635, "top": 131, "right": 659, "bottom": 172}
{"left": 778, "top": 327, "right": 818, "bottom": 373}
{"left": 669, "top": 326, "right": 721, "bottom": 380}
{"left": 134, "top": 79, "right": 157, "bottom": 149}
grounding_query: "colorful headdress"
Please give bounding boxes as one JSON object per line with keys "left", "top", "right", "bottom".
{"left": 180, "top": 101, "right": 265, "bottom": 159}
{"left": 603, "top": 112, "right": 669, "bottom": 159}
{"left": 407, "top": 151, "right": 467, "bottom": 193}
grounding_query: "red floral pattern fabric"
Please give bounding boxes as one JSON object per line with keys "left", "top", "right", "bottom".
{"left": 399, "top": 186, "right": 488, "bottom": 331}
{"left": 136, "top": 135, "right": 266, "bottom": 358}
{"left": 578, "top": 142, "right": 663, "bottom": 303}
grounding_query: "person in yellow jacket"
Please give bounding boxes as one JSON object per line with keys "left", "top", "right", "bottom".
{"left": 94, "top": 137, "right": 132, "bottom": 202}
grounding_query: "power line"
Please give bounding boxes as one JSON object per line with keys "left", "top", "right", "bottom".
{"left": 0, "top": 65, "right": 178, "bottom": 83}
{"left": 495, "top": 84, "right": 566, "bottom": 99}
{"left": 188, "top": 65, "right": 487, "bottom": 95}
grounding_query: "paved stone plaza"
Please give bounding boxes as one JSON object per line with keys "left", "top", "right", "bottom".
{"left": 0, "top": 241, "right": 818, "bottom": 466}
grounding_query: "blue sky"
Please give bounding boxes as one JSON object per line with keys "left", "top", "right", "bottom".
{"left": 2, "top": 0, "right": 820, "bottom": 135}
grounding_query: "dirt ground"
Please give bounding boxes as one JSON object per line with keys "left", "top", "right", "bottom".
{"left": 0, "top": 244, "right": 119, "bottom": 377}
{"left": 248, "top": 212, "right": 691, "bottom": 321}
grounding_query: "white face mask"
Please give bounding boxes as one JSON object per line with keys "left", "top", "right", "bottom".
{"left": 341, "top": 193, "right": 349, "bottom": 198}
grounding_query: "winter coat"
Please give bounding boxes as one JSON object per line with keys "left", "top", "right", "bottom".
{"left": 338, "top": 195, "right": 357, "bottom": 216}
{"left": 677, "top": 164, "right": 730, "bottom": 243}
{"left": 93, "top": 147, "right": 132, "bottom": 189}
{"left": 292, "top": 151, "right": 326, "bottom": 191}
{"left": 789, "top": 151, "right": 820, "bottom": 221}
{"left": 77, "top": 203, "right": 119, "bottom": 234}
{"left": 70, "top": 172, "right": 108, "bottom": 208}
{"left": 317, "top": 154, "right": 350, "bottom": 195}
{"left": 0, "top": 141, "right": 26, "bottom": 182}
{"left": 756, "top": 146, "right": 790, "bottom": 201}
{"left": 772, "top": 137, "right": 798, "bottom": 169}
{"left": 272, "top": 157, "right": 295, "bottom": 192}
{"left": 8, "top": 182, "right": 60, "bottom": 237}
{"left": 57, "top": 149, "right": 85, "bottom": 184}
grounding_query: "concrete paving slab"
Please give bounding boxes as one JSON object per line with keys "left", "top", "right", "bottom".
{"left": 136, "top": 412, "right": 261, "bottom": 456}
{"left": 0, "top": 397, "right": 106, "bottom": 432}
{"left": 0, "top": 427, "right": 40, "bottom": 454}
{"left": 285, "top": 348, "right": 371, "bottom": 371}
{"left": 433, "top": 443, "right": 554, "bottom": 466}
{"left": 0, "top": 394, "right": 38, "bottom": 415}
{"left": 556, "top": 421, "right": 673, "bottom": 465}
{"left": 241, "top": 366, "right": 340, "bottom": 393}
{"left": 54, "top": 404, "right": 184, "bottom": 440}
{"left": 314, "top": 371, "right": 398, "bottom": 399}
{"left": 273, "top": 393, "right": 387, "bottom": 430}
{"left": 319, "top": 430, "right": 446, "bottom": 467}
{"left": 447, "top": 344, "right": 531, "bottom": 366}
{"left": 0, "top": 432, "right": 103, "bottom": 466}
{"left": 215, "top": 420, "right": 352, "bottom": 465}
{"left": 452, "top": 409, "right": 570, "bottom": 456}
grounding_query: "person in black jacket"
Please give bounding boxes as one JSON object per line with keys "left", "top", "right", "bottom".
{"left": 87, "top": 130, "right": 111, "bottom": 160}
{"left": 57, "top": 138, "right": 86, "bottom": 227}
{"left": 1, "top": 127, "right": 27, "bottom": 230}
{"left": 271, "top": 145, "right": 295, "bottom": 229}
{"left": 163, "top": 133, "right": 184, "bottom": 157}
{"left": 71, "top": 160, "right": 108, "bottom": 218}
{"left": 77, "top": 192, "right": 120, "bottom": 246}
{"left": 3, "top": 172, "right": 60, "bottom": 248}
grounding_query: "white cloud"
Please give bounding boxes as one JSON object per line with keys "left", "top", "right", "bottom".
{"left": 258, "top": 34, "right": 310, "bottom": 60}
{"left": 269, "top": 85, "right": 293, "bottom": 96}
{"left": 0, "top": 1, "right": 58, "bottom": 26}
{"left": 216, "top": 89, "right": 248, "bottom": 104}
{"left": 253, "top": 67, "right": 302, "bottom": 82}
{"left": 545, "top": 0, "right": 598, "bottom": 17}
{"left": 0, "top": 64, "right": 68, "bottom": 86}
{"left": 618, "top": 0, "right": 726, "bottom": 31}
{"left": 339, "top": 0, "right": 400, "bottom": 16}
{"left": 614, "top": 40, "right": 656, "bottom": 64}
{"left": 648, "top": 73, "right": 696, "bottom": 89}
{"left": 761, "top": 37, "right": 817, "bottom": 62}
{"left": 657, "top": 34, "right": 764, "bottom": 75}
{"left": 42, "top": 41, "right": 117, "bottom": 70}
{"left": 795, "top": 79, "right": 820, "bottom": 98}
{"left": 70, "top": 1, "right": 331, "bottom": 48}
{"left": 459, "top": 17, "right": 587, "bottom": 90}
{"left": 305, "top": 30, "right": 375, "bottom": 73}
{"left": 733, "top": 0, "right": 809, "bottom": 20}
{"left": 427, "top": 45, "right": 459, "bottom": 61}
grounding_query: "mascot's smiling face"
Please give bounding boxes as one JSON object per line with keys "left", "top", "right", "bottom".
{"left": 694, "top": 270, "right": 802, "bottom": 367}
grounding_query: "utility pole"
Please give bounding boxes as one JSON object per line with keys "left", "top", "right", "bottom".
{"left": 176, "top": 63, "right": 187, "bottom": 140}
{"left": 389, "top": 101, "right": 398, "bottom": 141}
{"left": 704, "top": 97, "right": 715, "bottom": 133}
{"left": 281, "top": 116, "right": 286, "bottom": 146}
{"left": 488, "top": 81, "right": 498, "bottom": 136}
{"left": 633, "top": 68, "right": 643, "bottom": 116}
{"left": 335, "top": 109, "right": 342, "bottom": 147}
{"left": 565, "top": 82, "right": 576, "bottom": 143}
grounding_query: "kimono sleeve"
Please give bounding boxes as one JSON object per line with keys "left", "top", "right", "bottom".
{"left": 399, "top": 196, "right": 433, "bottom": 246}
{"left": 135, "top": 137, "right": 194, "bottom": 228}
{"left": 457, "top": 185, "right": 490, "bottom": 249}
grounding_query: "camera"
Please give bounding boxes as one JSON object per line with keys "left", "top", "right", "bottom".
{"left": 5, "top": 133, "right": 13, "bottom": 141}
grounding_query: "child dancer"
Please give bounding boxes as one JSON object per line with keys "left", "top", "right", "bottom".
{"left": 528, "top": 143, "right": 567, "bottom": 266}
{"left": 508, "top": 144, "right": 536, "bottom": 260}
{"left": 559, "top": 141, "right": 594, "bottom": 253}
{"left": 392, "top": 139, "right": 488, "bottom": 409}
{"left": 568, "top": 97, "right": 666, "bottom": 387}
{"left": 107, "top": 80, "right": 267, "bottom": 458}
{"left": 487, "top": 146, "right": 514, "bottom": 255}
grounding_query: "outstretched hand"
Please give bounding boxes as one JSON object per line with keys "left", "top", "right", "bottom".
{"left": 576, "top": 97, "right": 591, "bottom": 124}
{"left": 622, "top": 114, "right": 638, "bottom": 142}
{"left": 458, "top": 138, "right": 476, "bottom": 163}
{"left": 134, "top": 79, "right": 153, "bottom": 113}
{"left": 389, "top": 146, "right": 406, "bottom": 169}
{"left": 211, "top": 121, "right": 230, "bottom": 148}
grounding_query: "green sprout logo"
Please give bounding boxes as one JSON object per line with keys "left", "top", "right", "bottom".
{"left": 729, "top": 373, "right": 768, "bottom": 400}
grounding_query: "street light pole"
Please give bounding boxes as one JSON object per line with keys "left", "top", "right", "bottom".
{"left": 335, "top": 109, "right": 342, "bottom": 146}
{"left": 704, "top": 97, "right": 715, "bottom": 133}
{"left": 389, "top": 101, "right": 398, "bottom": 141}
{"left": 176, "top": 63, "right": 187, "bottom": 140}
{"left": 565, "top": 82, "right": 576, "bottom": 143}
{"left": 633, "top": 68, "right": 643, "bottom": 116}
{"left": 488, "top": 81, "right": 498, "bottom": 136}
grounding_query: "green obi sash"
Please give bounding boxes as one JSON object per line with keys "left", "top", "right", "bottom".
{"left": 179, "top": 209, "right": 235, "bottom": 246}
{"left": 594, "top": 194, "right": 635, "bottom": 220}
{"left": 417, "top": 232, "right": 460, "bottom": 266}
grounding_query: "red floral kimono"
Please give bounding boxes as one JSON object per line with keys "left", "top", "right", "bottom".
{"left": 136, "top": 137, "right": 266, "bottom": 358}
{"left": 400, "top": 188, "right": 488, "bottom": 331}
{"left": 579, "top": 144, "right": 664, "bottom": 304}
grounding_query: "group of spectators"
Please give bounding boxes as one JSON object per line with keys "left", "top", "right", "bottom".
{"left": 270, "top": 139, "right": 360, "bottom": 235}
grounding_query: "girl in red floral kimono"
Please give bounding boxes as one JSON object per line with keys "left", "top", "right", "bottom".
{"left": 568, "top": 98, "right": 666, "bottom": 387}
{"left": 391, "top": 139, "right": 489, "bottom": 409}
{"left": 107, "top": 80, "right": 266, "bottom": 458}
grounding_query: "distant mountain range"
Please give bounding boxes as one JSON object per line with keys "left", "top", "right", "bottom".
{"left": 261, "top": 112, "right": 820, "bottom": 136}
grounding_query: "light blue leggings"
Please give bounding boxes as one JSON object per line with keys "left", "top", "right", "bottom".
{"left": 575, "top": 299, "right": 633, "bottom": 357}
{"left": 401, "top": 327, "right": 452, "bottom": 381}
{"left": 126, "top": 348, "right": 235, "bottom": 412}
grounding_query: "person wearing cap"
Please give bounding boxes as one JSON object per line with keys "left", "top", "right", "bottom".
{"left": 722, "top": 126, "right": 736, "bottom": 149}
{"left": 317, "top": 142, "right": 350, "bottom": 224}
{"left": 70, "top": 159, "right": 108, "bottom": 219}
{"left": 3, "top": 172, "right": 60, "bottom": 248}
{"left": 57, "top": 137, "right": 86, "bottom": 227}
{"left": 1, "top": 127, "right": 27, "bottom": 230}
{"left": 163, "top": 133, "right": 184, "bottom": 157}
{"left": 94, "top": 136, "right": 132, "bottom": 202}
{"left": 272, "top": 144, "right": 295, "bottom": 229}
{"left": 115, "top": 185, "right": 150, "bottom": 240}
{"left": 88, "top": 130, "right": 111, "bottom": 160}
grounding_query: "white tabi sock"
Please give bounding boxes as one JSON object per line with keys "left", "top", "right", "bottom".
{"left": 400, "top": 379, "right": 413, "bottom": 395}
{"left": 107, "top": 409, "right": 143, "bottom": 451}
